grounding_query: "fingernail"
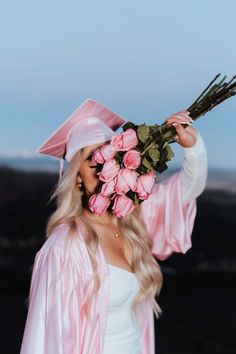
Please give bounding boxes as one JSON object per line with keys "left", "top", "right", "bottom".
{"left": 172, "top": 122, "right": 177, "bottom": 126}
{"left": 180, "top": 121, "right": 192, "bottom": 125}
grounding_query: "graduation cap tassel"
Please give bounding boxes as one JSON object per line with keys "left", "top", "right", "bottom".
{"left": 59, "top": 158, "right": 64, "bottom": 179}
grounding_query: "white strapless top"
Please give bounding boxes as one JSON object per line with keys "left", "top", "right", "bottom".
{"left": 103, "top": 264, "right": 142, "bottom": 354}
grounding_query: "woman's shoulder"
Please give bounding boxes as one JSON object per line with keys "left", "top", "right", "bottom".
{"left": 28, "top": 221, "right": 88, "bottom": 290}
{"left": 37, "top": 220, "right": 85, "bottom": 259}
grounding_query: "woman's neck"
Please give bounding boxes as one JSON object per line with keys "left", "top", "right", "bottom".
{"left": 82, "top": 208, "right": 119, "bottom": 228}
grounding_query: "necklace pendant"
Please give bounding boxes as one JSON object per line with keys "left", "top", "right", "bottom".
{"left": 114, "top": 232, "right": 121, "bottom": 238}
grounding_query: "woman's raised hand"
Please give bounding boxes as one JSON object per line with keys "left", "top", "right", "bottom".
{"left": 165, "top": 110, "right": 198, "bottom": 148}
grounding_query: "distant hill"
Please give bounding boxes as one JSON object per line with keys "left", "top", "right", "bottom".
{"left": 1, "top": 156, "right": 236, "bottom": 191}
{"left": 0, "top": 156, "right": 60, "bottom": 172}
{"left": 0, "top": 166, "right": 236, "bottom": 274}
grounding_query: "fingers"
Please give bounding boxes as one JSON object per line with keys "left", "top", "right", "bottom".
{"left": 165, "top": 110, "right": 193, "bottom": 126}
{"left": 172, "top": 121, "right": 186, "bottom": 137}
{"left": 175, "top": 109, "right": 192, "bottom": 117}
{"left": 172, "top": 122, "right": 198, "bottom": 147}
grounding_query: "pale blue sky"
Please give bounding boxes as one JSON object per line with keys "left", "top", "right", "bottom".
{"left": 0, "top": 0, "right": 236, "bottom": 169}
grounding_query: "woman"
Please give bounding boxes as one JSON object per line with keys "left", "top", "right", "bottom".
{"left": 20, "top": 98, "right": 207, "bottom": 354}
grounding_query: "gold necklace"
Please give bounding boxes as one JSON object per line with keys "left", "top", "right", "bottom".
{"left": 114, "top": 232, "right": 121, "bottom": 239}
{"left": 98, "top": 231, "right": 122, "bottom": 243}
{"left": 86, "top": 218, "right": 122, "bottom": 241}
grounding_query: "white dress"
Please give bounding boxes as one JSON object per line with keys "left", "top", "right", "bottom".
{"left": 103, "top": 264, "right": 142, "bottom": 354}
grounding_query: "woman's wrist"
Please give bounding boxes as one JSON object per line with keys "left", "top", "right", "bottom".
{"left": 183, "top": 132, "right": 206, "bottom": 157}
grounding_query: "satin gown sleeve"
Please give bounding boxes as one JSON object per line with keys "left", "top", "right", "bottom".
{"left": 139, "top": 132, "right": 207, "bottom": 260}
{"left": 20, "top": 226, "right": 84, "bottom": 354}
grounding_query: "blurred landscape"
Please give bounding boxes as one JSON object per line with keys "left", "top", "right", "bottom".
{"left": 0, "top": 163, "right": 236, "bottom": 354}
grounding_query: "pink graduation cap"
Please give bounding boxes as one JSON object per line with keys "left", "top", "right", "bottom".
{"left": 37, "top": 98, "right": 127, "bottom": 175}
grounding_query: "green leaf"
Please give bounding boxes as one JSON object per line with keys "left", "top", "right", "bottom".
{"left": 142, "top": 157, "right": 154, "bottom": 170}
{"left": 165, "top": 144, "right": 174, "bottom": 161}
{"left": 148, "top": 148, "right": 160, "bottom": 161}
{"left": 126, "top": 190, "right": 135, "bottom": 201}
{"left": 162, "top": 141, "right": 169, "bottom": 149}
{"left": 156, "top": 161, "right": 168, "bottom": 173}
{"left": 122, "top": 121, "right": 136, "bottom": 131}
{"left": 152, "top": 160, "right": 158, "bottom": 167}
{"left": 133, "top": 193, "right": 140, "bottom": 206}
{"left": 137, "top": 124, "right": 150, "bottom": 143}
{"left": 137, "top": 164, "right": 148, "bottom": 174}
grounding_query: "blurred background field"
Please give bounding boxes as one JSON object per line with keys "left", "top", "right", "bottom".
{"left": 0, "top": 165, "right": 235, "bottom": 354}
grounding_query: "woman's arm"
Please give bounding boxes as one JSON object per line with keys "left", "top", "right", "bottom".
{"left": 20, "top": 226, "right": 84, "bottom": 354}
{"left": 165, "top": 111, "right": 208, "bottom": 203}
{"left": 180, "top": 132, "right": 208, "bottom": 204}
{"left": 139, "top": 112, "right": 207, "bottom": 260}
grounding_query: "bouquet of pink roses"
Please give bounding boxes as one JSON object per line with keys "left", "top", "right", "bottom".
{"left": 88, "top": 73, "right": 236, "bottom": 217}
{"left": 89, "top": 128, "right": 158, "bottom": 217}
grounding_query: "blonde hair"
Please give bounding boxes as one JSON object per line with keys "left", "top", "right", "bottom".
{"left": 46, "top": 148, "right": 163, "bottom": 321}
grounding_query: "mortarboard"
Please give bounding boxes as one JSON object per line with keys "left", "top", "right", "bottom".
{"left": 37, "top": 98, "right": 127, "bottom": 164}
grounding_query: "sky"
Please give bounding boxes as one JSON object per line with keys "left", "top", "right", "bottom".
{"left": 0, "top": 0, "right": 236, "bottom": 170}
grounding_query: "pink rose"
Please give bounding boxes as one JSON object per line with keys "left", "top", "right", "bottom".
{"left": 101, "top": 178, "right": 116, "bottom": 196}
{"left": 100, "top": 144, "right": 117, "bottom": 161}
{"left": 97, "top": 159, "right": 120, "bottom": 182}
{"left": 123, "top": 149, "right": 141, "bottom": 169}
{"left": 134, "top": 171, "right": 156, "bottom": 200}
{"left": 110, "top": 129, "right": 139, "bottom": 151}
{"left": 112, "top": 195, "right": 135, "bottom": 217}
{"left": 89, "top": 193, "right": 111, "bottom": 215}
{"left": 114, "top": 168, "right": 138, "bottom": 195}
{"left": 92, "top": 148, "right": 105, "bottom": 164}
{"left": 92, "top": 144, "right": 116, "bottom": 164}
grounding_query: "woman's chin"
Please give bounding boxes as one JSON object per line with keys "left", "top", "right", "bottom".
{"left": 85, "top": 182, "right": 100, "bottom": 197}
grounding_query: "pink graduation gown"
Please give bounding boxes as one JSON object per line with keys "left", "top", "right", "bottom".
{"left": 20, "top": 172, "right": 197, "bottom": 354}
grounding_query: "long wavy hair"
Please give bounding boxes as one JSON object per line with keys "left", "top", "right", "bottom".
{"left": 46, "top": 147, "right": 163, "bottom": 322}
